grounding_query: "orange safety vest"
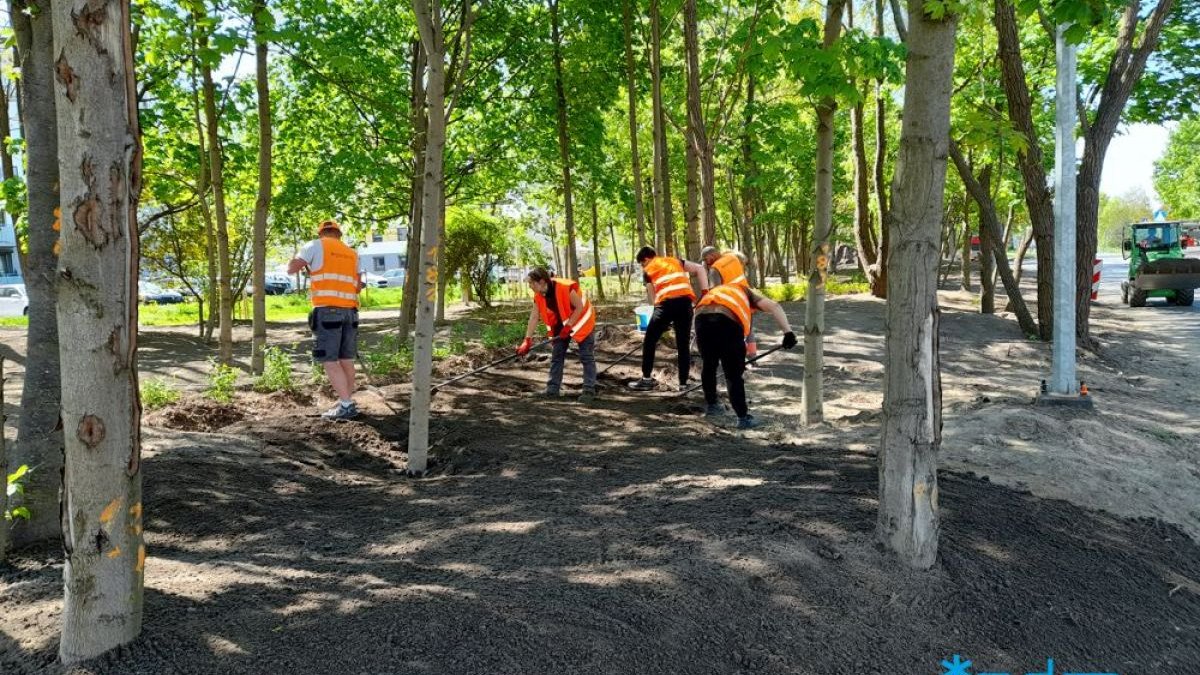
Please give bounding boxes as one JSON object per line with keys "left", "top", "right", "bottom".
{"left": 533, "top": 278, "right": 595, "bottom": 342}
{"left": 696, "top": 283, "right": 754, "bottom": 337}
{"left": 310, "top": 237, "right": 360, "bottom": 309}
{"left": 644, "top": 257, "right": 696, "bottom": 304}
{"left": 711, "top": 253, "right": 748, "bottom": 288}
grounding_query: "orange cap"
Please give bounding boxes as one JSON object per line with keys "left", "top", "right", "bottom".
{"left": 318, "top": 219, "right": 342, "bottom": 235}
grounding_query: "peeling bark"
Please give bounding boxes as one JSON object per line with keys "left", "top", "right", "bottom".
{"left": 52, "top": 0, "right": 144, "bottom": 661}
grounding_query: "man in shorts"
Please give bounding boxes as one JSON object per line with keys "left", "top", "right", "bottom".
{"left": 289, "top": 219, "right": 363, "bottom": 420}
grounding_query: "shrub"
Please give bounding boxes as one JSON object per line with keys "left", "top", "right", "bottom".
{"left": 255, "top": 346, "right": 296, "bottom": 393}
{"left": 141, "top": 377, "right": 181, "bottom": 409}
{"left": 205, "top": 359, "right": 238, "bottom": 403}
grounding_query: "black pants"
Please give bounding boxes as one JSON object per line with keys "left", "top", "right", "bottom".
{"left": 641, "top": 296, "right": 693, "bottom": 385}
{"left": 695, "top": 312, "right": 747, "bottom": 417}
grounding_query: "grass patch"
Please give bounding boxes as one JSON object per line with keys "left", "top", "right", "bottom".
{"left": 360, "top": 334, "right": 413, "bottom": 378}
{"left": 762, "top": 277, "right": 870, "bottom": 302}
{"left": 0, "top": 316, "right": 27, "bottom": 327}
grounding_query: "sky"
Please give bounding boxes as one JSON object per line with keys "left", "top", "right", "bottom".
{"left": 1100, "top": 123, "right": 1173, "bottom": 209}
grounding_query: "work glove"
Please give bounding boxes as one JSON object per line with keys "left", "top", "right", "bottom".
{"left": 557, "top": 324, "right": 573, "bottom": 339}
{"left": 516, "top": 337, "right": 533, "bottom": 356}
{"left": 782, "top": 331, "right": 798, "bottom": 350}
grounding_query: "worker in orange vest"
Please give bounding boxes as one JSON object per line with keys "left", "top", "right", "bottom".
{"left": 517, "top": 268, "right": 598, "bottom": 402}
{"left": 694, "top": 282, "right": 796, "bottom": 429}
{"left": 288, "top": 219, "right": 364, "bottom": 420}
{"left": 701, "top": 246, "right": 758, "bottom": 360}
{"left": 628, "top": 246, "right": 709, "bottom": 391}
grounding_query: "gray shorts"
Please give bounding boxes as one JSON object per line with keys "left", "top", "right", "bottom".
{"left": 309, "top": 306, "right": 359, "bottom": 362}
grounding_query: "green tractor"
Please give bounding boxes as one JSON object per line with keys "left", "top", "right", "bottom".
{"left": 1120, "top": 221, "right": 1200, "bottom": 307}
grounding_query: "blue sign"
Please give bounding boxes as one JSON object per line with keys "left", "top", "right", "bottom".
{"left": 1153, "top": 209, "right": 1168, "bottom": 222}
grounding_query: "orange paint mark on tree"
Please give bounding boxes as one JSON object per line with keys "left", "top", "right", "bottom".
{"left": 106, "top": 546, "right": 122, "bottom": 559}
{"left": 135, "top": 544, "right": 146, "bottom": 574}
{"left": 53, "top": 206, "right": 61, "bottom": 231}
{"left": 99, "top": 497, "right": 123, "bottom": 525}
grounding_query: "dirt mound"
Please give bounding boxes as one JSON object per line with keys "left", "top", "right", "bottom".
{"left": 144, "top": 397, "right": 245, "bottom": 432}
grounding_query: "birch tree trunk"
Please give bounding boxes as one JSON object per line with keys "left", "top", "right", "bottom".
{"left": 8, "top": 0, "right": 63, "bottom": 548}
{"left": 408, "top": 0, "right": 446, "bottom": 474}
{"left": 803, "top": 0, "right": 846, "bottom": 426}
{"left": 400, "top": 39, "right": 427, "bottom": 341}
{"left": 550, "top": 0, "right": 579, "bottom": 280}
{"left": 250, "top": 0, "right": 272, "bottom": 374}
{"left": 52, "top": 0, "right": 145, "bottom": 660}
{"left": 199, "top": 37, "right": 234, "bottom": 364}
{"left": 877, "top": 0, "right": 957, "bottom": 570}
{"left": 623, "top": 0, "right": 647, "bottom": 248}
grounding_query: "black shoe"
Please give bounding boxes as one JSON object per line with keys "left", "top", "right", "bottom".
{"left": 539, "top": 388, "right": 561, "bottom": 398}
{"left": 578, "top": 388, "right": 597, "bottom": 404}
{"left": 628, "top": 377, "right": 657, "bottom": 391}
{"left": 705, "top": 403, "right": 724, "bottom": 417}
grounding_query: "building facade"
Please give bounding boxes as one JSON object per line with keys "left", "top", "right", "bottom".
{"left": 0, "top": 217, "right": 21, "bottom": 283}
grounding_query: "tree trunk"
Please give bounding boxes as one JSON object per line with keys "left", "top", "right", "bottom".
{"left": 877, "top": 0, "right": 957, "bottom": 570}
{"left": 994, "top": 0, "right": 1054, "bottom": 340}
{"left": 683, "top": 0, "right": 707, "bottom": 257}
{"left": 590, "top": 194, "right": 605, "bottom": 301}
{"left": 408, "top": 0, "right": 447, "bottom": 474}
{"left": 1073, "top": 0, "right": 1176, "bottom": 344}
{"left": 870, "top": 0, "right": 890, "bottom": 299}
{"left": 650, "top": 0, "right": 675, "bottom": 258}
{"left": 959, "top": 194, "right": 972, "bottom": 292}
{"left": 7, "top": 0, "right": 62, "bottom": 548}
{"left": 623, "top": 0, "right": 647, "bottom": 247}
{"left": 400, "top": 39, "right": 427, "bottom": 341}
{"left": 608, "top": 218, "right": 626, "bottom": 293}
{"left": 200, "top": 43, "right": 234, "bottom": 364}
{"left": 1013, "top": 226, "right": 1033, "bottom": 285}
{"left": 52, "top": 0, "right": 145, "bottom": 660}
{"left": 250, "top": 0, "right": 272, "bottom": 374}
{"left": 550, "top": 0, "right": 579, "bottom": 281}
{"left": 948, "top": 145, "right": 1038, "bottom": 336}
{"left": 739, "top": 73, "right": 760, "bottom": 285}
{"left": 852, "top": 96, "right": 879, "bottom": 281}
{"left": 803, "top": 0, "right": 846, "bottom": 426}
{"left": 436, "top": 193, "right": 447, "bottom": 321}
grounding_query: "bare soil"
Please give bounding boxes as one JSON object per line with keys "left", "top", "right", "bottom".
{"left": 2, "top": 292, "right": 1199, "bottom": 675}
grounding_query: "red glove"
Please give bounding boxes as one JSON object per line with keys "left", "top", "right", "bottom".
{"left": 516, "top": 337, "right": 533, "bottom": 356}
{"left": 558, "top": 324, "right": 573, "bottom": 339}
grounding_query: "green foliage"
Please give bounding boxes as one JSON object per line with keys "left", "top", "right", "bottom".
{"left": 141, "top": 378, "right": 181, "bottom": 410}
{"left": 763, "top": 283, "right": 807, "bottom": 302}
{"left": 205, "top": 359, "right": 238, "bottom": 404}
{"left": 482, "top": 322, "right": 526, "bottom": 350}
{"left": 444, "top": 208, "right": 513, "bottom": 307}
{"left": 1154, "top": 117, "right": 1200, "bottom": 220}
{"left": 1099, "top": 189, "right": 1153, "bottom": 250}
{"left": 360, "top": 334, "right": 413, "bottom": 378}
{"left": 254, "top": 346, "right": 297, "bottom": 393}
{"left": 5, "top": 465, "right": 31, "bottom": 522}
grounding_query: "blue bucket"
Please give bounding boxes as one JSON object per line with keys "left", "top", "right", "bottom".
{"left": 634, "top": 305, "right": 653, "bottom": 332}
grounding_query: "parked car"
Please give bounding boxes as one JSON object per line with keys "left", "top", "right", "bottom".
{"left": 0, "top": 284, "right": 28, "bottom": 317}
{"left": 138, "top": 281, "right": 184, "bottom": 305}
{"left": 362, "top": 272, "right": 387, "bottom": 288}
{"left": 377, "top": 268, "right": 406, "bottom": 288}
{"left": 248, "top": 273, "right": 294, "bottom": 296}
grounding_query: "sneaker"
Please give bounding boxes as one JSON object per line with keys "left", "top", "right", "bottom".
{"left": 736, "top": 415, "right": 761, "bottom": 430}
{"left": 628, "top": 377, "right": 657, "bottom": 391}
{"left": 540, "top": 388, "right": 561, "bottom": 398}
{"left": 322, "top": 402, "right": 359, "bottom": 421}
{"left": 578, "top": 388, "right": 597, "bottom": 404}
{"left": 705, "top": 403, "right": 724, "bottom": 417}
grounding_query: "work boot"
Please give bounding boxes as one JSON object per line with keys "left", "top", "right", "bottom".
{"left": 628, "top": 377, "right": 657, "bottom": 391}
{"left": 322, "top": 401, "right": 359, "bottom": 421}
{"left": 736, "top": 415, "right": 761, "bottom": 430}
{"left": 578, "top": 388, "right": 597, "bottom": 404}
{"left": 705, "top": 403, "right": 724, "bottom": 417}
